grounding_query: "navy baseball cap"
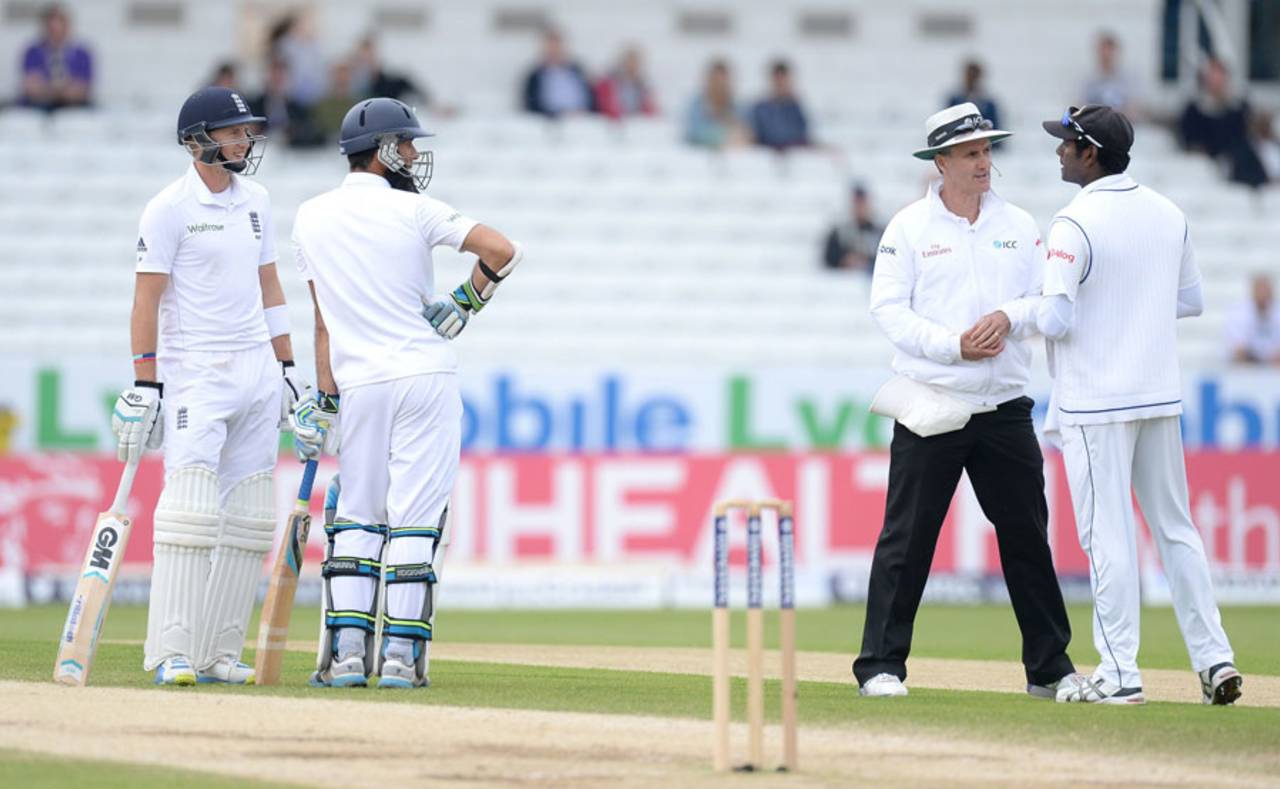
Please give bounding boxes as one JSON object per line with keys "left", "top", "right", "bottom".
{"left": 1043, "top": 105, "right": 1134, "bottom": 153}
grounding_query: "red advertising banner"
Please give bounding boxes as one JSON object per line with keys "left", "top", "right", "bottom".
{"left": 2, "top": 452, "right": 1278, "bottom": 580}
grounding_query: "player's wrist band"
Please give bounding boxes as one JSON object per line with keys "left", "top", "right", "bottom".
{"left": 132, "top": 352, "right": 156, "bottom": 365}
{"left": 134, "top": 379, "right": 164, "bottom": 396}
{"left": 265, "top": 304, "right": 291, "bottom": 338}
{"left": 281, "top": 359, "right": 295, "bottom": 371}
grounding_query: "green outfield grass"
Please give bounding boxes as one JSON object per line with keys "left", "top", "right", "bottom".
{"left": 2, "top": 603, "right": 1278, "bottom": 782}
{"left": 0, "top": 748, "right": 295, "bottom": 789}
{"left": 6, "top": 603, "right": 1279, "bottom": 674}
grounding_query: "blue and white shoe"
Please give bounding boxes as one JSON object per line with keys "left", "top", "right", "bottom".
{"left": 197, "top": 657, "right": 255, "bottom": 685}
{"left": 154, "top": 656, "right": 197, "bottom": 686}
{"left": 1057, "top": 675, "right": 1145, "bottom": 705}
{"left": 1199, "top": 662, "right": 1242, "bottom": 705}
{"left": 310, "top": 655, "right": 368, "bottom": 688}
{"left": 377, "top": 657, "right": 428, "bottom": 689}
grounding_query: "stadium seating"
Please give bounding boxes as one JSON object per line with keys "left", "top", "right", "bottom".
{"left": 1, "top": 0, "right": 1276, "bottom": 372}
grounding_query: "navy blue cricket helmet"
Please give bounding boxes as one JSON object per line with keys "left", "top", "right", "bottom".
{"left": 339, "top": 97, "right": 434, "bottom": 190}
{"left": 176, "top": 87, "right": 268, "bottom": 175}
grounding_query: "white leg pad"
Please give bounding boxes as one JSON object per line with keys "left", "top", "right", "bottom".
{"left": 145, "top": 466, "right": 220, "bottom": 670}
{"left": 197, "top": 471, "right": 275, "bottom": 669}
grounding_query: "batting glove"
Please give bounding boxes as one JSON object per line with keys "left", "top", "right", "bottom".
{"left": 422, "top": 295, "right": 469, "bottom": 339}
{"left": 290, "top": 390, "right": 340, "bottom": 461}
{"left": 111, "top": 381, "right": 164, "bottom": 463}
{"left": 279, "top": 360, "right": 313, "bottom": 429}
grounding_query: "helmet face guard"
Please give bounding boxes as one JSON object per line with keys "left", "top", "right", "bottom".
{"left": 184, "top": 122, "right": 268, "bottom": 175}
{"left": 376, "top": 134, "right": 432, "bottom": 191}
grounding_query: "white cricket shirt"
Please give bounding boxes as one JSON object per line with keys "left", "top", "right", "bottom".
{"left": 135, "top": 166, "right": 277, "bottom": 352}
{"left": 292, "top": 173, "right": 478, "bottom": 391}
{"left": 869, "top": 182, "right": 1044, "bottom": 407}
{"left": 1042, "top": 174, "right": 1199, "bottom": 425}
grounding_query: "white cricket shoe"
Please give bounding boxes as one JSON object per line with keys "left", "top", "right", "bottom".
{"left": 310, "top": 655, "right": 368, "bottom": 688}
{"left": 859, "top": 673, "right": 908, "bottom": 697}
{"left": 153, "top": 656, "right": 197, "bottom": 686}
{"left": 1056, "top": 675, "right": 1145, "bottom": 705}
{"left": 197, "top": 657, "right": 255, "bottom": 685}
{"left": 1199, "top": 662, "right": 1243, "bottom": 705}
{"left": 1026, "top": 672, "right": 1091, "bottom": 700}
{"left": 377, "top": 657, "right": 428, "bottom": 689}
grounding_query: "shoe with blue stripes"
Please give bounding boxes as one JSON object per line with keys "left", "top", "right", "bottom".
{"left": 377, "top": 657, "right": 429, "bottom": 689}
{"left": 154, "top": 656, "right": 197, "bottom": 686}
{"left": 197, "top": 657, "right": 255, "bottom": 685}
{"left": 310, "top": 655, "right": 368, "bottom": 687}
{"left": 1057, "top": 675, "right": 1145, "bottom": 705}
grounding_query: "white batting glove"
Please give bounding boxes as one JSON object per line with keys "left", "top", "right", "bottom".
{"left": 422, "top": 295, "right": 469, "bottom": 340}
{"left": 290, "top": 391, "right": 339, "bottom": 461}
{"left": 279, "top": 361, "right": 313, "bottom": 429}
{"left": 111, "top": 382, "right": 163, "bottom": 462}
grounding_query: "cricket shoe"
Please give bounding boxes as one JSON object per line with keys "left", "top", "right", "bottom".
{"left": 197, "top": 657, "right": 255, "bottom": 685}
{"left": 1199, "top": 662, "right": 1243, "bottom": 706}
{"left": 1056, "top": 675, "right": 1145, "bottom": 705}
{"left": 859, "top": 673, "right": 908, "bottom": 697}
{"left": 310, "top": 655, "right": 368, "bottom": 687}
{"left": 376, "top": 657, "right": 429, "bottom": 689}
{"left": 154, "top": 656, "right": 197, "bottom": 686}
{"left": 1027, "top": 672, "right": 1091, "bottom": 700}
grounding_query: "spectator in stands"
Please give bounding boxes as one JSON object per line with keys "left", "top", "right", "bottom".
{"left": 594, "top": 46, "right": 657, "bottom": 120}
{"left": 1225, "top": 274, "right": 1280, "bottom": 366}
{"left": 1253, "top": 111, "right": 1280, "bottom": 181}
{"left": 267, "top": 11, "right": 326, "bottom": 107}
{"left": 350, "top": 35, "right": 427, "bottom": 105}
{"left": 685, "top": 58, "right": 751, "bottom": 149}
{"left": 749, "top": 60, "right": 811, "bottom": 150}
{"left": 945, "top": 60, "right": 1000, "bottom": 132}
{"left": 208, "top": 61, "right": 239, "bottom": 91}
{"left": 822, "top": 184, "right": 882, "bottom": 274}
{"left": 522, "top": 28, "right": 594, "bottom": 117}
{"left": 311, "top": 59, "right": 360, "bottom": 140}
{"left": 18, "top": 3, "right": 93, "bottom": 111}
{"left": 1082, "top": 32, "right": 1140, "bottom": 118}
{"left": 1179, "top": 57, "right": 1269, "bottom": 188}
{"left": 248, "top": 57, "right": 324, "bottom": 148}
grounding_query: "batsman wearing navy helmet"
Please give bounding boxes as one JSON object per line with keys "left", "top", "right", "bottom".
{"left": 116, "top": 86, "right": 309, "bottom": 686}
{"left": 291, "top": 98, "right": 524, "bottom": 688}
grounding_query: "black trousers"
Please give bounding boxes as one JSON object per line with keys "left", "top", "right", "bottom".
{"left": 853, "top": 397, "right": 1075, "bottom": 687}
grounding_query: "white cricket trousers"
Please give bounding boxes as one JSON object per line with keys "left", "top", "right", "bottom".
{"left": 331, "top": 372, "right": 461, "bottom": 655}
{"left": 1059, "top": 416, "right": 1234, "bottom": 689}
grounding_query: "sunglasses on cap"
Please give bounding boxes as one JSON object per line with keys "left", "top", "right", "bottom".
{"left": 1061, "top": 108, "right": 1104, "bottom": 148}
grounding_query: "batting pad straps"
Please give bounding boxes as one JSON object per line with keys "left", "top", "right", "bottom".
{"left": 154, "top": 466, "right": 220, "bottom": 548}
{"left": 220, "top": 471, "right": 275, "bottom": 552}
{"left": 321, "top": 557, "right": 382, "bottom": 634}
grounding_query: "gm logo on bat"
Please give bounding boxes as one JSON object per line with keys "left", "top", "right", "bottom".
{"left": 89, "top": 524, "right": 121, "bottom": 571}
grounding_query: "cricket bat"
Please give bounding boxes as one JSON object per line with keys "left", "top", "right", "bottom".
{"left": 254, "top": 459, "right": 318, "bottom": 685}
{"left": 53, "top": 454, "right": 142, "bottom": 686}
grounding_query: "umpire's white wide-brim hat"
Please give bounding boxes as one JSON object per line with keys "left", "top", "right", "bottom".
{"left": 912, "top": 102, "right": 1012, "bottom": 160}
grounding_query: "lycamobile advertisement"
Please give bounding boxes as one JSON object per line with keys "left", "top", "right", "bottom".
{"left": 3, "top": 359, "right": 1280, "bottom": 452}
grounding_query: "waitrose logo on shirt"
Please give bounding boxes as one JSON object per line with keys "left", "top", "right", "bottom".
{"left": 186, "top": 223, "right": 225, "bottom": 233}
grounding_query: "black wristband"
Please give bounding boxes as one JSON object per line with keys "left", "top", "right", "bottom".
{"left": 134, "top": 380, "right": 164, "bottom": 396}
{"left": 281, "top": 360, "right": 295, "bottom": 373}
{"left": 477, "top": 259, "right": 503, "bottom": 283}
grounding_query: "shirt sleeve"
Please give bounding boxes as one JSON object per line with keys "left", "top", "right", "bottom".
{"left": 997, "top": 224, "right": 1046, "bottom": 339}
{"left": 1042, "top": 217, "right": 1091, "bottom": 301}
{"left": 415, "top": 197, "right": 479, "bottom": 251}
{"left": 292, "top": 232, "right": 314, "bottom": 282}
{"left": 868, "top": 218, "right": 962, "bottom": 365}
{"left": 1178, "top": 221, "right": 1201, "bottom": 290}
{"left": 135, "top": 200, "right": 180, "bottom": 274}
{"left": 257, "top": 198, "right": 278, "bottom": 266}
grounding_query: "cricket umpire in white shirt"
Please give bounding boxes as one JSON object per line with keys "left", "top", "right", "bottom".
{"left": 854, "top": 103, "right": 1086, "bottom": 700}
{"left": 113, "top": 87, "right": 309, "bottom": 685}
{"left": 1038, "top": 105, "right": 1241, "bottom": 705}
{"left": 291, "top": 98, "right": 522, "bottom": 689}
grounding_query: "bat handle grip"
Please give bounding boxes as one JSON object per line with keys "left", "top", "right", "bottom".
{"left": 111, "top": 455, "right": 142, "bottom": 515}
{"left": 297, "top": 458, "right": 319, "bottom": 502}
